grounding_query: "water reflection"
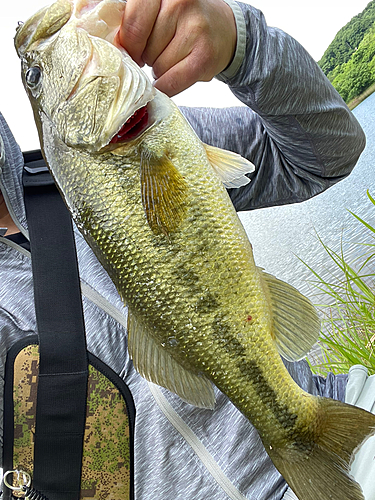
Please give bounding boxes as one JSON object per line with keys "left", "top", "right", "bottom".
{"left": 238, "top": 93, "right": 375, "bottom": 359}
{"left": 239, "top": 93, "right": 375, "bottom": 298}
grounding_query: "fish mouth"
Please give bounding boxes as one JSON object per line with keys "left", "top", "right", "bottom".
{"left": 70, "top": 0, "right": 156, "bottom": 148}
{"left": 65, "top": 34, "right": 155, "bottom": 150}
{"left": 109, "top": 104, "right": 149, "bottom": 144}
{"left": 16, "top": 0, "right": 156, "bottom": 151}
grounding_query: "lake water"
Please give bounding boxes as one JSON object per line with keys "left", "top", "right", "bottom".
{"left": 238, "top": 93, "right": 375, "bottom": 358}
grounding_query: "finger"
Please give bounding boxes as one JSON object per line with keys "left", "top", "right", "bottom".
{"left": 148, "top": 30, "right": 193, "bottom": 78}
{"left": 141, "top": 15, "right": 177, "bottom": 68}
{"left": 150, "top": 15, "right": 205, "bottom": 80}
{"left": 153, "top": 48, "right": 210, "bottom": 97}
{"left": 118, "top": 0, "right": 161, "bottom": 66}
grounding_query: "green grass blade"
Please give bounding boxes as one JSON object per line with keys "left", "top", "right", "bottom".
{"left": 304, "top": 192, "right": 375, "bottom": 376}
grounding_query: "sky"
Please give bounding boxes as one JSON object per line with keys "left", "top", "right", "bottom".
{"left": 0, "top": 0, "right": 372, "bottom": 150}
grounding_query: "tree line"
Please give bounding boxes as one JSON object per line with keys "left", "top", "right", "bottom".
{"left": 318, "top": 0, "right": 375, "bottom": 104}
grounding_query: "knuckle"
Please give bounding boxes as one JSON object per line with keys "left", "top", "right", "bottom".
{"left": 123, "top": 19, "right": 146, "bottom": 43}
{"left": 186, "top": 14, "right": 210, "bottom": 39}
{"left": 174, "top": 0, "right": 193, "bottom": 14}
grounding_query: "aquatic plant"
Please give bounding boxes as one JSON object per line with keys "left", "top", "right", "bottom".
{"left": 306, "top": 191, "right": 375, "bottom": 376}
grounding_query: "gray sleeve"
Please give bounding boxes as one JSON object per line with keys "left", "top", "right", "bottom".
{"left": 180, "top": 2, "right": 366, "bottom": 212}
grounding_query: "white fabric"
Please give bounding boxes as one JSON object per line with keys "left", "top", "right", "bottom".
{"left": 282, "top": 489, "right": 298, "bottom": 500}
{"left": 346, "top": 365, "right": 375, "bottom": 500}
{"left": 282, "top": 365, "right": 375, "bottom": 500}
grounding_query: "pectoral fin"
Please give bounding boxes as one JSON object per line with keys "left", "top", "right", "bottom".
{"left": 127, "top": 309, "right": 215, "bottom": 409}
{"left": 204, "top": 144, "right": 255, "bottom": 188}
{"left": 140, "top": 148, "right": 189, "bottom": 236}
{"left": 260, "top": 269, "right": 321, "bottom": 361}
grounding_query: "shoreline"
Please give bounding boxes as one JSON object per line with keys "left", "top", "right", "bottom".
{"left": 347, "top": 82, "right": 375, "bottom": 109}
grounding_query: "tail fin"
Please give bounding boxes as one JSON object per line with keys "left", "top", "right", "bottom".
{"left": 268, "top": 397, "right": 375, "bottom": 500}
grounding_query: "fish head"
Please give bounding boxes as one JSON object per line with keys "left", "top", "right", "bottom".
{"left": 15, "top": 0, "right": 156, "bottom": 152}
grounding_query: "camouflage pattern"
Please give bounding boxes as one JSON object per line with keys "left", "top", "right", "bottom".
{"left": 12, "top": 344, "right": 131, "bottom": 499}
{"left": 13, "top": 344, "right": 39, "bottom": 477}
{"left": 81, "top": 363, "right": 131, "bottom": 499}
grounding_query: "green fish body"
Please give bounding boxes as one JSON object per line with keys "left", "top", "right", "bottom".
{"left": 15, "top": 2, "right": 375, "bottom": 499}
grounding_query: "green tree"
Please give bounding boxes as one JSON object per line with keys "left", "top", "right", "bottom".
{"left": 320, "top": 13, "right": 375, "bottom": 103}
{"left": 319, "top": 0, "right": 375, "bottom": 79}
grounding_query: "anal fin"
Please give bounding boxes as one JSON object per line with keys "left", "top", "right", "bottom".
{"left": 127, "top": 310, "right": 215, "bottom": 409}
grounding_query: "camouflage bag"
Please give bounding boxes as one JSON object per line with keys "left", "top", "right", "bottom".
{"left": 3, "top": 340, "right": 135, "bottom": 500}
{"left": 2, "top": 151, "right": 135, "bottom": 500}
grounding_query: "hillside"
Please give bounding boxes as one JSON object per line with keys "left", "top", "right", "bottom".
{"left": 318, "top": 0, "right": 375, "bottom": 105}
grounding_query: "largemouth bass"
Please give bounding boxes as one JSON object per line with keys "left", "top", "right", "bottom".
{"left": 15, "top": 1, "right": 375, "bottom": 499}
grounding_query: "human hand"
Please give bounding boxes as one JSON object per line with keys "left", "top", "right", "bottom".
{"left": 118, "top": 0, "right": 237, "bottom": 97}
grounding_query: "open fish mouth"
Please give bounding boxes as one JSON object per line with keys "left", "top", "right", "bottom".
{"left": 68, "top": 0, "right": 155, "bottom": 147}
{"left": 68, "top": 32, "right": 155, "bottom": 150}
{"left": 15, "top": 0, "right": 155, "bottom": 151}
{"left": 71, "top": 0, "right": 156, "bottom": 149}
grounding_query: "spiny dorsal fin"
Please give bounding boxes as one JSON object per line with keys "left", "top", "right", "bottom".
{"left": 260, "top": 269, "right": 320, "bottom": 361}
{"left": 127, "top": 309, "right": 216, "bottom": 409}
{"left": 140, "top": 148, "right": 189, "bottom": 236}
{"left": 204, "top": 143, "right": 255, "bottom": 188}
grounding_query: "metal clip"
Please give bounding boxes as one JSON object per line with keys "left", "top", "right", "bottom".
{"left": 2, "top": 471, "right": 48, "bottom": 500}
{"left": 2, "top": 470, "right": 31, "bottom": 498}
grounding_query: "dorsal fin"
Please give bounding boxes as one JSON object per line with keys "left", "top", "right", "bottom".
{"left": 260, "top": 269, "right": 321, "bottom": 361}
{"left": 127, "top": 309, "right": 215, "bottom": 409}
{"left": 204, "top": 143, "right": 255, "bottom": 188}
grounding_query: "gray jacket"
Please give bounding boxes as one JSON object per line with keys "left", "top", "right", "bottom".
{"left": 0, "top": 2, "right": 363, "bottom": 499}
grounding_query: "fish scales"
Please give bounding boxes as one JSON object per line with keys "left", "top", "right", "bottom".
{"left": 15, "top": 1, "right": 375, "bottom": 499}
{"left": 49, "top": 98, "right": 322, "bottom": 458}
{"left": 48, "top": 101, "right": 313, "bottom": 444}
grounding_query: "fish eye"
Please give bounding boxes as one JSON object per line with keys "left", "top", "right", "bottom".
{"left": 25, "top": 66, "right": 42, "bottom": 89}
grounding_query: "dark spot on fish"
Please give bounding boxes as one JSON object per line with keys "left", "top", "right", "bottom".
{"left": 291, "top": 438, "right": 313, "bottom": 452}
{"left": 175, "top": 266, "right": 200, "bottom": 286}
{"left": 211, "top": 316, "right": 246, "bottom": 356}
{"left": 171, "top": 264, "right": 219, "bottom": 314}
{"left": 195, "top": 292, "right": 219, "bottom": 314}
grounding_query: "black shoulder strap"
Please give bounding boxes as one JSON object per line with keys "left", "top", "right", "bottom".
{"left": 23, "top": 150, "right": 88, "bottom": 500}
